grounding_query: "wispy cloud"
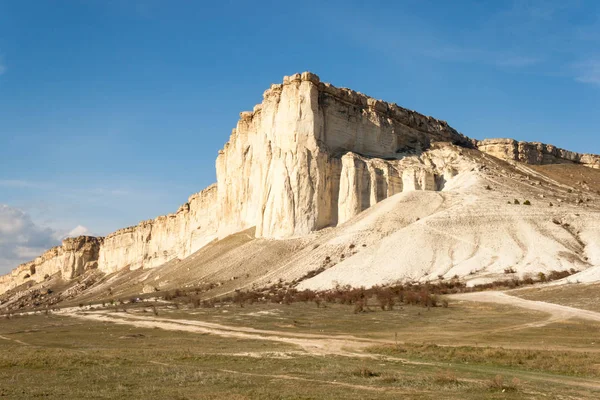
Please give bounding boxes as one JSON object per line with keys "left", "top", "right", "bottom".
{"left": 495, "top": 55, "right": 541, "bottom": 68}
{"left": 0, "top": 180, "right": 51, "bottom": 189}
{"left": 574, "top": 59, "right": 600, "bottom": 86}
{"left": 422, "top": 45, "right": 541, "bottom": 68}
{"left": 0, "top": 179, "right": 131, "bottom": 196}
{"left": 328, "top": 0, "right": 599, "bottom": 86}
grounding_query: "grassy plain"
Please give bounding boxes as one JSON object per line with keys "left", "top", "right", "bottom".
{"left": 1, "top": 296, "right": 600, "bottom": 399}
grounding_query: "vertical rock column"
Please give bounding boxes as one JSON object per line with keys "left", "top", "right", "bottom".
{"left": 337, "top": 153, "right": 404, "bottom": 224}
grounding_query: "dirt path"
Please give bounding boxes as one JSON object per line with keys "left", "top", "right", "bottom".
{"left": 64, "top": 310, "right": 391, "bottom": 358}
{"left": 0, "top": 334, "right": 29, "bottom": 346}
{"left": 452, "top": 291, "right": 600, "bottom": 324}
{"left": 62, "top": 307, "right": 600, "bottom": 391}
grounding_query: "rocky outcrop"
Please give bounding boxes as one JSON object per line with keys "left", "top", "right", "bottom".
{"left": 0, "top": 236, "right": 101, "bottom": 294}
{"left": 335, "top": 150, "right": 460, "bottom": 224}
{"left": 478, "top": 138, "right": 600, "bottom": 169}
{"left": 98, "top": 185, "right": 218, "bottom": 273}
{"left": 3, "top": 72, "right": 600, "bottom": 296}
{"left": 216, "top": 72, "right": 473, "bottom": 239}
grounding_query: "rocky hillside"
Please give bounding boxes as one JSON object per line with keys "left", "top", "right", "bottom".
{"left": 2, "top": 72, "right": 600, "bottom": 299}
{"left": 478, "top": 138, "right": 600, "bottom": 168}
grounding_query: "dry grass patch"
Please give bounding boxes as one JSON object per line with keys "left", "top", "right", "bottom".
{"left": 370, "top": 343, "right": 600, "bottom": 378}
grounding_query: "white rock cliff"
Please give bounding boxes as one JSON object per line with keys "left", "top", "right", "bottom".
{"left": 2, "top": 72, "right": 599, "bottom": 295}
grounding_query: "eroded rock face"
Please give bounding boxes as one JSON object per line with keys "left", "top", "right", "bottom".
{"left": 98, "top": 185, "right": 218, "bottom": 273}
{"left": 0, "top": 236, "right": 101, "bottom": 294}
{"left": 3, "top": 72, "right": 600, "bottom": 295}
{"left": 216, "top": 72, "right": 473, "bottom": 238}
{"left": 478, "top": 139, "right": 600, "bottom": 169}
{"left": 336, "top": 152, "right": 453, "bottom": 224}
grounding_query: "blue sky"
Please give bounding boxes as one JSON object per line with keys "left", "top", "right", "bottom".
{"left": 0, "top": 0, "right": 599, "bottom": 272}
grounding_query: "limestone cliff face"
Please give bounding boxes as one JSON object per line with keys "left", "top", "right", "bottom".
{"left": 478, "top": 138, "right": 600, "bottom": 169}
{"left": 98, "top": 185, "right": 218, "bottom": 273}
{"left": 216, "top": 72, "right": 473, "bottom": 238}
{"left": 0, "top": 236, "right": 101, "bottom": 294}
{"left": 336, "top": 150, "right": 459, "bottom": 224}
{"left": 3, "top": 72, "right": 600, "bottom": 295}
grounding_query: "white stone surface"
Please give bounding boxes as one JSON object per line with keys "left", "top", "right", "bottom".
{"left": 2, "top": 72, "right": 600, "bottom": 295}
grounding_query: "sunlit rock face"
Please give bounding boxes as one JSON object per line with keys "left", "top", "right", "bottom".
{"left": 0, "top": 236, "right": 101, "bottom": 294}
{"left": 97, "top": 185, "right": 218, "bottom": 274}
{"left": 0, "top": 72, "right": 483, "bottom": 291}
{"left": 5, "top": 71, "right": 599, "bottom": 294}
{"left": 216, "top": 72, "right": 472, "bottom": 238}
{"left": 478, "top": 138, "right": 600, "bottom": 169}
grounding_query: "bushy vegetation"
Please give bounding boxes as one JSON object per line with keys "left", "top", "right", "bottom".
{"left": 155, "top": 269, "right": 577, "bottom": 313}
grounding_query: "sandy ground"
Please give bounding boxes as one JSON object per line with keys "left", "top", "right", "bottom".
{"left": 63, "top": 309, "right": 387, "bottom": 358}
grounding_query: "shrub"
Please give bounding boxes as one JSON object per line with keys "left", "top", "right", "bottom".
{"left": 191, "top": 297, "right": 201, "bottom": 308}
{"left": 514, "top": 199, "right": 520, "bottom": 205}
{"left": 353, "top": 301, "right": 362, "bottom": 313}
{"left": 538, "top": 272, "right": 547, "bottom": 282}
{"left": 352, "top": 368, "right": 380, "bottom": 378}
{"left": 201, "top": 300, "right": 215, "bottom": 308}
{"left": 523, "top": 200, "right": 531, "bottom": 205}
{"left": 434, "top": 370, "right": 458, "bottom": 384}
{"left": 488, "top": 375, "right": 519, "bottom": 392}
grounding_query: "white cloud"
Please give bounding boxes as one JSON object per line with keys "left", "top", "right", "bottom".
{"left": 0, "top": 205, "right": 60, "bottom": 274}
{"left": 65, "top": 225, "right": 91, "bottom": 238}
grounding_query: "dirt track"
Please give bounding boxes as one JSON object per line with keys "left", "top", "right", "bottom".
{"left": 64, "top": 310, "right": 387, "bottom": 358}
{"left": 61, "top": 297, "right": 600, "bottom": 391}
{"left": 452, "top": 291, "right": 600, "bottom": 324}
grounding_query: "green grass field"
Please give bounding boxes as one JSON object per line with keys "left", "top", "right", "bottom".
{"left": 1, "top": 297, "right": 600, "bottom": 399}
